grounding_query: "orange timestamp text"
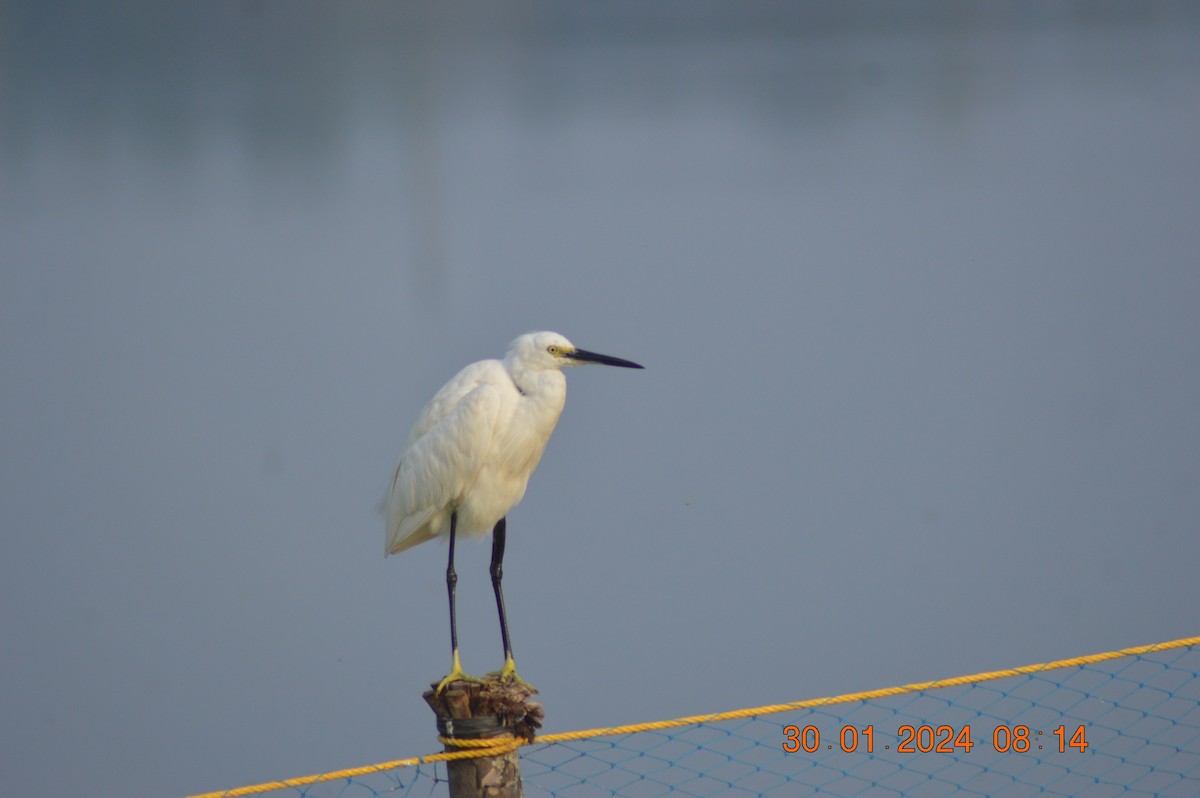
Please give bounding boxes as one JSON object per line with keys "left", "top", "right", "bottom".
{"left": 782, "top": 724, "right": 1089, "bottom": 754}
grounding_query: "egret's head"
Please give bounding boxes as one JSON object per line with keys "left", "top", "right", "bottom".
{"left": 507, "top": 331, "right": 644, "bottom": 372}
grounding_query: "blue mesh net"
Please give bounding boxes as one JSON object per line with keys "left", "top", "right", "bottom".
{"left": 190, "top": 640, "right": 1200, "bottom": 798}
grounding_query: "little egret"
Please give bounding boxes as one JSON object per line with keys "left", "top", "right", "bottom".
{"left": 385, "top": 331, "right": 643, "bottom": 692}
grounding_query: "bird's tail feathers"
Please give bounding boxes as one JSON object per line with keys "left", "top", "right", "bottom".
{"left": 385, "top": 507, "right": 444, "bottom": 556}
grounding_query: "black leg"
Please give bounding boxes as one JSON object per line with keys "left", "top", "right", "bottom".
{"left": 490, "top": 517, "right": 513, "bottom": 663}
{"left": 447, "top": 511, "right": 461, "bottom": 665}
{"left": 435, "top": 511, "right": 476, "bottom": 693}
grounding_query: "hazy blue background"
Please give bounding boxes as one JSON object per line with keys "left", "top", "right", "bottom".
{"left": 2, "top": 2, "right": 1199, "bottom": 796}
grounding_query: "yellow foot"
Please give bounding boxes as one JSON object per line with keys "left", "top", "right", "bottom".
{"left": 435, "top": 651, "right": 485, "bottom": 694}
{"left": 487, "top": 656, "right": 537, "bottom": 691}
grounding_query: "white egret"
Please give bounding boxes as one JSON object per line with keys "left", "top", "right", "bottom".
{"left": 385, "top": 331, "right": 643, "bottom": 692}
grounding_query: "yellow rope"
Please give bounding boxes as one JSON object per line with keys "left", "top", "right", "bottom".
{"left": 537, "top": 634, "right": 1200, "bottom": 742}
{"left": 186, "top": 633, "right": 1199, "bottom": 798}
{"left": 436, "top": 734, "right": 523, "bottom": 749}
{"left": 437, "top": 734, "right": 524, "bottom": 755}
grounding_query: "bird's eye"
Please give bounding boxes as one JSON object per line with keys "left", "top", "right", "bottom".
{"left": 547, "top": 345, "right": 559, "bottom": 355}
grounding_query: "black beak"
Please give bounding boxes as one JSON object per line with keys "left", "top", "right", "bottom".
{"left": 567, "top": 348, "right": 645, "bottom": 369}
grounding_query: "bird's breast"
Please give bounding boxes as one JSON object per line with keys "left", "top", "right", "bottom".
{"left": 456, "top": 388, "right": 565, "bottom": 534}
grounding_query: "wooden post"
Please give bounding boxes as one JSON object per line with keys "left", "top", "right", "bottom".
{"left": 424, "top": 678, "right": 543, "bottom": 798}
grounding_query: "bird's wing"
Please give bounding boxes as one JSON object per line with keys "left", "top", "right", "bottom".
{"left": 385, "top": 362, "right": 505, "bottom": 555}
{"left": 403, "top": 360, "right": 501, "bottom": 448}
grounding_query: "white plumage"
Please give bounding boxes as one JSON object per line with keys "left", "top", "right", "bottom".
{"left": 384, "top": 330, "right": 642, "bottom": 690}
{"left": 387, "top": 331, "right": 633, "bottom": 554}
